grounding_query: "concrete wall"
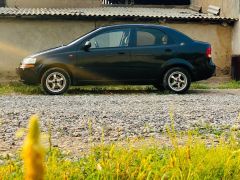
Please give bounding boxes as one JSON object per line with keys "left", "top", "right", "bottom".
{"left": 232, "top": 15, "right": 240, "bottom": 56}
{"left": 6, "top": 0, "right": 101, "bottom": 8}
{"left": 191, "top": 0, "right": 239, "bottom": 18}
{"left": 0, "top": 19, "right": 95, "bottom": 79}
{"left": 0, "top": 19, "right": 232, "bottom": 79}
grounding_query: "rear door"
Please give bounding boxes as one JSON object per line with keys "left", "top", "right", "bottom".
{"left": 129, "top": 27, "right": 175, "bottom": 80}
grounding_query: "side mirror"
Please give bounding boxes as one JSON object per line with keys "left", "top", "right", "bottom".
{"left": 83, "top": 41, "right": 91, "bottom": 51}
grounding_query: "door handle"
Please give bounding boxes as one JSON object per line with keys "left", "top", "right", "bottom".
{"left": 68, "top": 54, "right": 75, "bottom": 59}
{"left": 118, "top": 52, "right": 126, "bottom": 55}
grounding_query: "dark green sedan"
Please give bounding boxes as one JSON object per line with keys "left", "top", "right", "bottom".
{"left": 17, "top": 24, "right": 216, "bottom": 95}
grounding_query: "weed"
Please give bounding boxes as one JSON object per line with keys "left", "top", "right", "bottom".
{"left": 1, "top": 115, "right": 240, "bottom": 179}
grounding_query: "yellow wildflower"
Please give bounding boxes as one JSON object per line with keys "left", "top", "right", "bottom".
{"left": 22, "top": 115, "right": 45, "bottom": 180}
{"left": 97, "top": 163, "right": 102, "bottom": 171}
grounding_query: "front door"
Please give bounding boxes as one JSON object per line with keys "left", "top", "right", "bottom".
{"left": 75, "top": 28, "right": 132, "bottom": 83}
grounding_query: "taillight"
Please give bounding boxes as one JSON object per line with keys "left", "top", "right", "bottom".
{"left": 206, "top": 47, "right": 212, "bottom": 58}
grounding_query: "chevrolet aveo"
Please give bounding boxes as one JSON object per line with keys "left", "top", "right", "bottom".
{"left": 17, "top": 24, "right": 216, "bottom": 95}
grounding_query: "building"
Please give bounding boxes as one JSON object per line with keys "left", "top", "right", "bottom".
{"left": 0, "top": 0, "right": 238, "bottom": 80}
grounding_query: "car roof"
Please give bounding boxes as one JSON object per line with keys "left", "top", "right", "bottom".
{"left": 98, "top": 24, "right": 170, "bottom": 30}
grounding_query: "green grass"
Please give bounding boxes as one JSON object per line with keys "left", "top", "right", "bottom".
{"left": 0, "top": 80, "right": 240, "bottom": 95}
{"left": 190, "top": 82, "right": 211, "bottom": 90}
{"left": 1, "top": 114, "right": 240, "bottom": 179}
{"left": 0, "top": 83, "right": 157, "bottom": 95}
{"left": 191, "top": 80, "right": 240, "bottom": 90}
{"left": 1, "top": 132, "right": 240, "bottom": 179}
{"left": 0, "top": 82, "right": 41, "bottom": 95}
{"left": 218, "top": 80, "right": 240, "bottom": 89}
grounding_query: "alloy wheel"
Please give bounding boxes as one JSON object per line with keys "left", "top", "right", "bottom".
{"left": 46, "top": 72, "right": 67, "bottom": 93}
{"left": 167, "top": 71, "right": 188, "bottom": 92}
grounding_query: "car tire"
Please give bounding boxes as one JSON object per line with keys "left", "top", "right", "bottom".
{"left": 163, "top": 67, "right": 191, "bottom": 94}
{"left": 41, "top": 68, "right": 71, "bottom": 95}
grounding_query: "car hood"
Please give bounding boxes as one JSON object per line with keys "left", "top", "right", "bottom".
{"left": 29, "top": 45, "right": 70, "bottom": 58}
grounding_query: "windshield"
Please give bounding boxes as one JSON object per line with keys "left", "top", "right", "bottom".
{"left": 67, "top": 28, "right": 100, "bottom": 46}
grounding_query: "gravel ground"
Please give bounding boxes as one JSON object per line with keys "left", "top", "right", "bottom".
{"left": 0, "top": 89, "right": 240, "bottom": 154}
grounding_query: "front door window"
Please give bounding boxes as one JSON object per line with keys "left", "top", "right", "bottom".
{"left": 89, "top": 29, "right": 131, "bottom": 49}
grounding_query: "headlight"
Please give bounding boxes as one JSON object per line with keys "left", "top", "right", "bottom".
{"left": 22, "top": 57, "right": 37, "bottom": 65}
{"left": 20, "top": 57, "right": 37, "bottom": 69}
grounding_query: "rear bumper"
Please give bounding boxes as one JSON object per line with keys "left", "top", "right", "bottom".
{"left": 16, "top": 67, "right": 39, "bottom": 84}
{"left": 193, "top": 60, "right": 216, "bottom": 81}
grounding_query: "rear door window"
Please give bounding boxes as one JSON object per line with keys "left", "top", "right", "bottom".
{"left": 136, "top": 28, "right": 169, "bottom": 47}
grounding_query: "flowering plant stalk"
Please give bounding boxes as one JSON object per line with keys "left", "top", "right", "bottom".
{"left": 22, "top": 115, "right": 45, "bottom": 180}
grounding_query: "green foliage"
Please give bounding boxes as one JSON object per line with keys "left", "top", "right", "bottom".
{"left": 1, "top": 133, "right": 240, "bottom": 179}
{"left": 1, "top": 81, "right": 240, "bottom": 95}
{"left": 218, "top": 80, "right": 240, "bottom": 89}
{"left": 191, "top": 80, "right": 240, "bottom": 90}
{"left": 0, "top": 83, "right": 157, "bottom": 95}
{"left": 0, "top": 82, "right": 41, "bottom": 95}
{"left": 190, "top": 83, "right": 210, "bottom": 90}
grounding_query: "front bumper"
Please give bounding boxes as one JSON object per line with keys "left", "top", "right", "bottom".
{"left": 16, "top": 67, "right": 39, "bottom": 84}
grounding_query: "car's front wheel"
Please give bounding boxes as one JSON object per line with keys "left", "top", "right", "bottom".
{"left": 41, "top": 68, "right": 70, "bottom": 95}
{"left": 163, "top": 67, "right": 191, "bottom": 94}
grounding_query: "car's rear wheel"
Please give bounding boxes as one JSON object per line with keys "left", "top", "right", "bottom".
{"left": 41, "top": 68, "right": 70, "bottom": 95}
{"left": 163, "top": 67, "right": 191, "bottom": 94}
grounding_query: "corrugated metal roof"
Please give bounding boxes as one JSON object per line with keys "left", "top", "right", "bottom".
{"left": 0, "top": 7, "right": 237, "bottom": 22}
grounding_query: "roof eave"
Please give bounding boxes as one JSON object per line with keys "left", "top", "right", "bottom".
{"left": 0, "top": 14, "right": 236, "bottom": 25}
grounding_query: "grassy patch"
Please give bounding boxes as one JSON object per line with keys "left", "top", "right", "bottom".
{"left": 0, "top": 83, "right": 158, "bottom": 95}
{"left": 191, "top": 80, "right": 240, "bottom": 90}
{"left": 0, "top": 82, "right": 41, "bottom": 95}
{"left": 218, "top": 80, "right": 240, "bottom": 89}
{"left": 1, "top": 115, "right": 240, "bottom": 179}
{"left": 1, "top": 134, "right": 240, "bottom": 179}
{"left": 0, "top": 80, "right": 240, "bottom": 95}
{"left": 190, "top": 82, "right": 210, "bottom": 90}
